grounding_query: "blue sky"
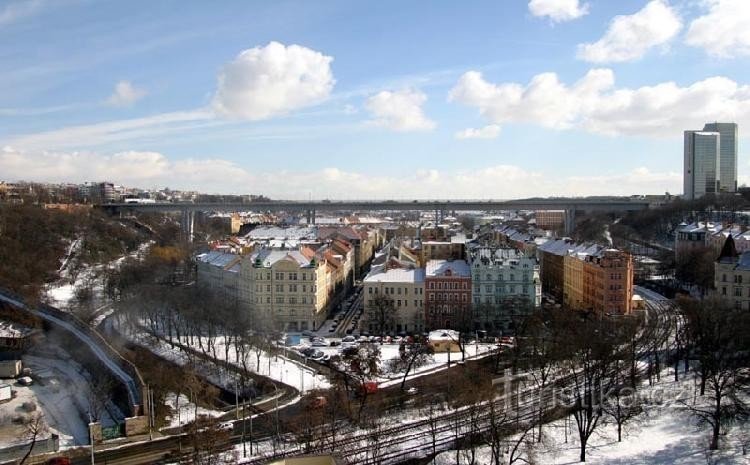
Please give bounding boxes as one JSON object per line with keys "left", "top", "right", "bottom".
{"left": 1, "top": 0, "right": 749, "bottom": 198}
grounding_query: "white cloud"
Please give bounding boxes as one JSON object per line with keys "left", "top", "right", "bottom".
{"left": 0, "top": 147, "right": 681, "bottom": 197}
{"left": 577, "top": 0, "right": 682, "bottom": 63}
{"left": 212, "top": 41, "right": 335, "bottom": 120}
{"left": 4, "top": 110, "right": 215, "bottom": 150}
{"left": 455, "top": 125, "right": 501, "bottom": 139}
{"left": 364, "top": 89, "right": 436, "bottom": 132}
{"left": 449, "top": 68, "right": 750, "bottom": 137}
{"left": 106, "top": 80, "right": 147, "bottom": 107}
{"left": 686, "top": 0, "right": 750, "bottom": 58}
{"left": 528, "top": 0, "right": 589, "bottom": 22}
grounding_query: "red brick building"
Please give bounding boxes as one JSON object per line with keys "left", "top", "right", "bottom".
{"left": 424, "top": 260, "right": 472, "bottom": 330}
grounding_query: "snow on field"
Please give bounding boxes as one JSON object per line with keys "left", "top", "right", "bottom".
{"left": 431, "top": 371, "right": 750, "bottom": 465}
{"left": 117, "top": 318, "right": 327, "bottom": 396}
{"left": 118, "top": 317, "right": 329, "bottom": 394}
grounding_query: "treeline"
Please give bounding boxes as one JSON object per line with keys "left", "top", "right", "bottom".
{"left": 613, "top": 195, "right": 750, "bottom": 245}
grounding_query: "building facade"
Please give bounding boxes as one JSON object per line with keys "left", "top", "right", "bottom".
{"left": 715, "top": 236, "right": 750, "bottom": 311}
{"left": 684, "top": 130, "right": 720, "bottom": 200}
{"left": 424, "top": 260, "right": 472, "bottom": 330}
{"left": 703, "top": 122, "right": 738, "bottom": 193}
{"left": 469, "top": 247, "right": 541, "bottom": 331}
{"left": 363, "top": 267, "right": 425, "bottom": 334}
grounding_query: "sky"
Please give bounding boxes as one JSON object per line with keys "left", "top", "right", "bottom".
{"left": 1, "top": 0, "right": 750, "bottom": 199}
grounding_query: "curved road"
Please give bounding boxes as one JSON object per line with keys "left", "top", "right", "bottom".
{"left": 0, "top": 292, "right": 140, "bottom": 408}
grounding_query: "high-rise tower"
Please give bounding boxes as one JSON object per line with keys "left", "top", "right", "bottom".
{"left": 684, "top": 130, "right": 720, "bottom": 200}
{"left": 703, "top": 122, "right": 738, "bottom": 193}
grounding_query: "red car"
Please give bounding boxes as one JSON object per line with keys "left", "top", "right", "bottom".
{"left": 46, "top": 458, "right": 71, "bottom": 465}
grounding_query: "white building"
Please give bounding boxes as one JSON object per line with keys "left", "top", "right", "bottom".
{"left": 468, "top": 247, "right": 541, "bottom": 332}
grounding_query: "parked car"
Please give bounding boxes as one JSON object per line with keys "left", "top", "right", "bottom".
{"left": 311, "top": 350, "right": 325, "bottom": 360}
{"left": 46, "top": 459, "right": 71, "bottom": 465}
{"left": 301, "top": 330, "right": 313, "bottom": 337}
{"left": 311, "top": 338, "right": 327, "bottom": 347}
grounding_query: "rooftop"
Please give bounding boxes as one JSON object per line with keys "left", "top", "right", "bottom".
{"left": 426, "top": 259, "right": 471, "bottom": 277}
{"left": 363, "top": 267, "right": 426, "bottom": 284}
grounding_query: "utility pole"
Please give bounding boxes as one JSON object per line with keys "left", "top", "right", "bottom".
{"left": 88, "top": 411, "right": 95, "bottom": 465}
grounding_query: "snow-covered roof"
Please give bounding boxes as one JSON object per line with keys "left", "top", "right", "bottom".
{"left": 364, "top": 267, "right": 426, "bottom": 284}
{"left": 246, "top": 226, "right": 318, "bottom": 240}
{"left": 426, "top": 259, "right": 471, "bottom": 277}
{"left": 428, "top": 329, "right": 459, "bottom": 341}
{"left": 250, "top": 249, "right": 315, "bottom": 268}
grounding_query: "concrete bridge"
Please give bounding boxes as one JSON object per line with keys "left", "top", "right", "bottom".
{"left": 101, "top": 197, "right": 651, "bottom": 240}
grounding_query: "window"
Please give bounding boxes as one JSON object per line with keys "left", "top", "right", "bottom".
{"left": 735, "top": 287, "right": 742, "bottom": 297}
{"left": 368, "top": 287, "right": 373, "bottom": 294}
{"left": 275, "top": 272, "right": 284, "bottom": 280}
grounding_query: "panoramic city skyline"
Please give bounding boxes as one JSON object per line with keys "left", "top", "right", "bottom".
{"left": 1, "top": 0, "right": 750, "bottom": 198}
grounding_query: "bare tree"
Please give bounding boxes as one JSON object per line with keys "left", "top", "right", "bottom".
{"left": 601, "top": 372, "right": 643, "bottom": 442}
{"left": 389, "top": 339, "right": 434, "bottom": 391}
{"left": 87, "top": 375, "right": 116, "bottom": 423}
{"left": 681, "top": 297, "right": 750, "bottom": 450}
{"left": 369, "top": 293, "right": 396, "bottom": 335}
{"left": 562, "top": 315, "right": 622, "bottom": 462}
{"left": 184, "top": 416, "right": 233, "bottom": 465}
{"left": 332, "top": 343, "right": 381, "bottom": 422}
{"left": 19, "top": 412, "right": 48, "bottom": 465}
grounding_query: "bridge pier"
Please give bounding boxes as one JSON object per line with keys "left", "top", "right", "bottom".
{"left": 180, "top": 209, "right": 194, "bottom": 242}
{"left": 306, "top": 209, "right": 316, "bottom": 225}
{"left": 564, "top": 208, "right": 576, "bottom": 236}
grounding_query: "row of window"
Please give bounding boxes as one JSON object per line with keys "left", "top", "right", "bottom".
{"left": 255, "top": 284, "right": 317, "bottom": 293}
{"left": 367, "top": 286, "right": 423, "bottom": 295}
{"left": 428, "top": 293, "right": 468, "bottom": 302}
{"left": 254, "top": 296, "right": 315, "bottom": 304}
{"left": 254, "top": 271, "right": 315, "bottom": 281}
{"left": 721, "top": 274, "right": 745, "bottom": 284}
{"left": 720, "top": 286, "right": 750, "bottom": 297}
{"left": 473, "top": 273, "right": 529, "bottom": 282}
{"left": 427, "top": 281, "right": 469, "bottom": 290}
{"left": 366, "top": 299, "right": 424, "bottom": 308}
{"left": 475, "top": 284, "right": 531, "bottom": 294}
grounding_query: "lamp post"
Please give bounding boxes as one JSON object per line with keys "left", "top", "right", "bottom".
{"left": 88, "top": 411, "right": 95, "bottom": 465}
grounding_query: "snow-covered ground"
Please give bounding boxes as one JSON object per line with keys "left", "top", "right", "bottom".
{"left": 116, "top": 318, "right": 329, "bottom": 394}
{"left": 45, "top": 241, "right": 152, "bottom": 310}
{"left": 294, "top": 336, "right": 498, "bottom": 387}
{"left": 431, "top": 370, "right": 750, "bottom": 465}
{"left": 0, "top": 348, "right": 123, "bottom": 450}
{"left": 162, "top": 392, "right": 224, "bottom": 428}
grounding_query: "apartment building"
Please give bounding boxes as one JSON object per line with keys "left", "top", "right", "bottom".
{"left": 198, "top": 243, "right": 353, "bottom": 331}
{"left": 540, "top": 239, "right": 634, "bottom": 315}
{"left": 715, "top": 236, "right": 750, "bottom": 310}
{"left": 424, "top": 259, "right": 472, "bottom": 330}
{"left": 468, "top": 247, "right": 541, "bottom": 331}
{"left": 363, "top": 267, "right": 426, "bottom": 334}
